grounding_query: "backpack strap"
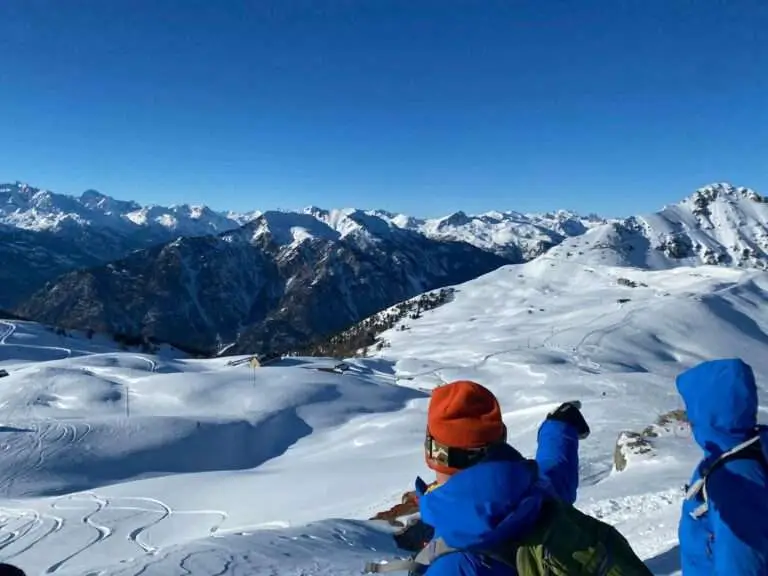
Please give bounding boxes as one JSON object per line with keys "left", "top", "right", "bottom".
{"left": 685, "top": 434, "right": 763, "bottom": 519}
{"left": 364, "top": 537, "right": 459, "bottom": 574}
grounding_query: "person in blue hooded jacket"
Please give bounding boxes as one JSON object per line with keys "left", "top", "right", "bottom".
{"left": 676, "top": 358, "right": 768, "bottom": 575}
{"left": 413, "top": 379, "right": 589, "bottom": 575}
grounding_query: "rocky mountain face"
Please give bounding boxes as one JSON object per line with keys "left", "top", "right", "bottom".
{"left": 545, "top": 183, "right": 768, "bottom": 270}
{"left": 0, "top": 224, "right": 105, "bottom": 309}
{"left": 17, "top": 217, "right": 511, "bottom": 355}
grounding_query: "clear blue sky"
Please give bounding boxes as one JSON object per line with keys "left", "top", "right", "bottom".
{"left": 1, "top": 1, "right": 766, "bottom": 218}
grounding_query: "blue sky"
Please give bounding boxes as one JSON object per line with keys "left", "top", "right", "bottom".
{"left": 1, "top": 1, "right": 766, "bottom": 218}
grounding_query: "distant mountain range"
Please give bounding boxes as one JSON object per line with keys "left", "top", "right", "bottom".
{"left": 0, "top": 181, "right": 598, "bottom": 309}
{"left": 4, "top": 180, "right": 767, "bottom": 355}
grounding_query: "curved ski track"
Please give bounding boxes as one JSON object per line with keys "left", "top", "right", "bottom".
{"left": 0, "top": 492, "right": 228, "bottom": 574}
{"left": 0, "top": 320, "right": 72, "bottom": 360}
{"left": 0, "top": 320, "right": 16, "bottom": 345}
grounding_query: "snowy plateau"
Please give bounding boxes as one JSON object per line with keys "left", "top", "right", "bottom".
{"left": 1, "top": 248, "right": 768, "bottom": 574}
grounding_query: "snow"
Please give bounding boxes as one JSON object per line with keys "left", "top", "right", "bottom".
{"left": 247, "top": 211, "right": 342, "bottom": 246}
{"left": 367, "top": 208, "right": 604, "bottom": 259}
{"left": 1, "top": 208, "right": 768, "bottom": 573}
{"left": 0, "top": 183, "right": 248, "bottom": 238}
{"left": 0, "top": 321, "right": 423, "bottom": 574}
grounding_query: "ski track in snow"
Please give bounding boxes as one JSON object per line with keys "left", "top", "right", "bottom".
{"left": 0, "top": 320, "right": 72, "bottom": 360}
{"left": 0, "top": 492, "right": 229, "bottom": 574}
{"left": 0, "top": 319, "right": 16, "bottom": 345}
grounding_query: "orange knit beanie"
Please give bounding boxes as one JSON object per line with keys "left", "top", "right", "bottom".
{"left": 426, "top": 380, "right": 505, "bottom": 474}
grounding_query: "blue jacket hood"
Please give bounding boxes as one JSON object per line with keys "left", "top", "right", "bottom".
{"left": 676, "top": 358, "right": 758, "bottom": 453}
{"left": 417, "top": 444, "right": 546, "bottom": 550}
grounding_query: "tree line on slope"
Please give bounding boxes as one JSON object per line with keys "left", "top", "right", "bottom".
{"left": 291, "top": 288, "right": 455, "bottom": 359}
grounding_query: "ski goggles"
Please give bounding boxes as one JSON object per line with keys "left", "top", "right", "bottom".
{"left": 424, "top": 430, "right": 504, "bottom": 469}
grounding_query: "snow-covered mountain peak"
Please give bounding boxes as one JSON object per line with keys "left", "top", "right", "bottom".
{"left": 408, "top": 208, "right": 602, "bottom": 260}
{"left": 0, "top": 181, "right": 38, "bottom": 204}
{"left": 435, "top": 210, "right": 472, "bottom": 228}
{"left": 546, "top": 183, "right": 768, "bottom": 270}
{"left": 242, "top": 207, "right": 406, "bottom": 248}
{"left": 685, "top": 182, "right": 765, "bottom": 205}
{"left": 301, "top": 206, "right": 363, "bottom": 235}
{"left": 239, "top": 210, "right": 341, "bottom": 247}
{"left": 302, "top": 205, "right": 328, "bottom": 218}
{"left": 79, "top": 189, "right": 142, "bottom": 215}
{"left": 343, "top": 209, "right": 400, "bottom": 238}
{"left": 239, "top": 204, "right": 605, "bottom": 260}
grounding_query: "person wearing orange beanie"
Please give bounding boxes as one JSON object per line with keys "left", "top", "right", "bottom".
{"left": 413, "top": 380, "right": 589, "bottom": 575}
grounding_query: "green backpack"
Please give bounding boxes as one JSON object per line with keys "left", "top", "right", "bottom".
{"left": 365, "top": 498, "right": 652, "bottom": 576}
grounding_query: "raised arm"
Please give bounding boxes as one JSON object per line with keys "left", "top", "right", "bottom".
{"left": 534, "top": 401, "right": 589, "bottom": 504}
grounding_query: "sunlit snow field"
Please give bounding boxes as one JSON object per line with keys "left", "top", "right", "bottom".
{"left": 1, "top": 258, "right": 767, "bottom": 575}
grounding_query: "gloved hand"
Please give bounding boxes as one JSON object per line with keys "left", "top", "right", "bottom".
{"left": 547, "top": 400, "right": 590, "bottom": 439}
{"left": 393, "top": 518, "right": 435, "bottom": 552}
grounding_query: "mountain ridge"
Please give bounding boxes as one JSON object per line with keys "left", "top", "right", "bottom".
{"left": 0, "top": 180, "right": 604, "bottom": 307}
{"left": 0, "top": 181, "right": 260, "bottom": 237}
{"left": 8, "top": 180, "right": 768, "bottom": 358}
{"left": 0, "top": 180, "right": 604, "bottom": 259}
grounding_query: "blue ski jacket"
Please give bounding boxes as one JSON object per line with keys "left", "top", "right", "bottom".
{"left": 677, "top": 358, "right": 768, "bottom": 576}
{"left": 416, "top": 418, "right": 579, "bottom": 575}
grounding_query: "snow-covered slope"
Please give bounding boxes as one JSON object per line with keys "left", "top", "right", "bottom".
{"left": 1, "top": 253, "right": 768, "bottom": 574}
{"left": 0, "top": 320, "right": 422, "bottom": 574}
{"left": 546, "top": 183, "right": 768, "bottom": 270}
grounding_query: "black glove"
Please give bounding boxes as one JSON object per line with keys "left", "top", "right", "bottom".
{"left": 547, "top": 400, "right": 590, "bottom": 439}
{"left": 393, "top": 519, "right": 435, "bottom": 552}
